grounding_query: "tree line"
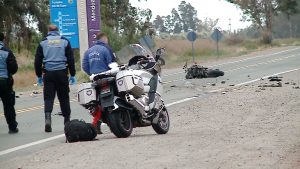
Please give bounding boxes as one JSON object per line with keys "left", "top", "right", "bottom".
{"left": 0, "top": 0, "right": 49, "bottom": 52}
{"left": 152, "top": 1, "right": 219, "bottom": 37}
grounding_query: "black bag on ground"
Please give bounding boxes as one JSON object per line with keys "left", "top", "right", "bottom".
{"left": 64, "top": 119, "right": 97, "bottom": 143}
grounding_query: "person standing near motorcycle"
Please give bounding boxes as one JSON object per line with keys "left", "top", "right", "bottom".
{"left": 82, "top": 32, "right": 116, "bottom": 134}
{"left": 0, "top": 32, "right": 19, "bottom": 134}
{"left": 82, "top": 32, "right": 115, "bottom": 75}
{"left": 34, "top": 25, "right": 76, "bottom": 132}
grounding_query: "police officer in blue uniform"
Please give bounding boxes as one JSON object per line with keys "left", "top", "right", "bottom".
{"left": 0, "top": 32, "right": 19, "bottom": 134}
{"left": 82, "top": 32, "right": 115, "bottom": 75}
{"left": 34, "top": 25, "right": 76, "bottom": 132}
{"left": 82, "top": 32, "right": 116, "bottom": 134}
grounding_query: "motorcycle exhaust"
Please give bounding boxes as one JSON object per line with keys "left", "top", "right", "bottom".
{"left": 125, "top": 94, "right": 150, "bottom": 120}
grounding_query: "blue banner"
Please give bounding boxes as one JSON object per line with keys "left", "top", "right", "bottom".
{"left": 50, "top": 0, "right": 79, "bottom": 48}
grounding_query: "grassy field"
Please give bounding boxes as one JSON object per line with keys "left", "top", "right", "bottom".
{"left": 12, "top": 38, "right": 300, "bottom": 91}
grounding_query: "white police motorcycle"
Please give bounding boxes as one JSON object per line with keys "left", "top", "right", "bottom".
{"left": 77, "top": 41, "right": 169, "bottom": 138}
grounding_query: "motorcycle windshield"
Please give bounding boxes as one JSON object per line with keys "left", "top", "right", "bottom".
{"left": 115, "top": 36, "right": 155, "bottom": 65}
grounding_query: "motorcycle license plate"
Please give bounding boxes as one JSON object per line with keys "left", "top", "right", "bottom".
{"left": 101, "top": 86, "right": 110, "bottom": 94}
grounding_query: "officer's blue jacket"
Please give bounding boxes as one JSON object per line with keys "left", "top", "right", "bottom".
{"left": 34, "top": 31, "right": 76, "bottom": 77}
{"left": 82, "top": 40, "right": 115, "bottom": 75}
{"left": 0, "top": 41, "right": 18, "bottom": 78}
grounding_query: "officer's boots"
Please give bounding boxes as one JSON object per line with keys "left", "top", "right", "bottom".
{"left": 64, "top": 116, "right": 70, "bottom": 125}
{"left": 45, "top": 112, "right": 52, "bottom": 132}
{"left": 96, "top": 121, "right": 103, "bottom": 134}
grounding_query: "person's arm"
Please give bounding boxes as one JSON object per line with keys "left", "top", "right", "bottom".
{"left": 6, "top": 50, "right": 18, "bottom": 75}
{"left": 65, "top": 39, "right": 76, "bottom": 76}
{"left": 82, "top": 51, "right": 90, "bottom": 75}
{"left": 105, "top": 44, "right": 116, "bottom": 62}
{"left": 34, "top": 44, "right": 44, "bottom": 77}
{"left": 104, "top": 48, "right": 114, "bottom": 67}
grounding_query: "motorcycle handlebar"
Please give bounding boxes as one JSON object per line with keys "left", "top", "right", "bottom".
{"left": 138, "top": 59, "right": 150, "bottom": 64}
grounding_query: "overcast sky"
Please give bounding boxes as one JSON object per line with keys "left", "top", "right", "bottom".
{"left": 130, "top": 0, "right": 251, "bottom": 30}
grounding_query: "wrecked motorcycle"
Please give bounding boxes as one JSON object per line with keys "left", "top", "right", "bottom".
{"left": 183, "top": 63, "right": 224, "bottom": 79}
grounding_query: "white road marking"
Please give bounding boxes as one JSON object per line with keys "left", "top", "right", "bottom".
{"left": 163, "top": 47, "right": 300, "bottom": 77}
{"left": 213, "top": 47, "right": 300, "bottom": 67}
{"left": 0, "top": 99, "right": 77, "bottom": 117}
{"left": 225, "top": 54, "right": 300, "bottom": 73}
{"left": 165, "top": 97, "right": 198, "bottom": 107}
{"left": 0, "top": 134, "right": 65, "bottom": 156}
{"left": 163, "top": 79, "right": 185, "bottom": 84}
{"left": 235, "top": 68, "right": 300, "bottom": 87}
{"left": 163, "top": 71, "right": 184, "bottom": 77}
{"left": 0, "top": 68, "right": 300, "bottom": 157}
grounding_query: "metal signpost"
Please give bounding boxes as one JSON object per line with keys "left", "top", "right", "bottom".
{"left": 187, "top": 31, "right": 197, "bottom": 63}
{"left": 50, "top": 0, "right": 79, "bottom": 48}
{"left": 211, "top": 28, "right": 223, "bottom": 58}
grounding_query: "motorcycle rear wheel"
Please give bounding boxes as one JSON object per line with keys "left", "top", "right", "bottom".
{"left": 108, "top": 109, "right": 133, "bottom": 138}
{"left": 152, "top": 108, "right": 170, "bottom": 134}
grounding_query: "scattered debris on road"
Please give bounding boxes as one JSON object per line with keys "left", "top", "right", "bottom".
{"left": 30, "top": 91, "right": 42, "bottom": 97}
{"left": 258, "top": 82, "right": 282, "bottom": 88}
{"left": 268, "top": 76, "right": 282, "bottom": 82}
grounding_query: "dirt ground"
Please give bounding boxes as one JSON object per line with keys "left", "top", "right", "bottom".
{"left": 1, "top": 70, "right": 300, "bottom": 169}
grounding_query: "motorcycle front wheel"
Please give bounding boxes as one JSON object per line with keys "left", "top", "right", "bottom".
{"left": 108, "top": 109, "right": 133, "bottom": 138}
{"left": 152, "top": 107, "right": 170, "bottom": 134}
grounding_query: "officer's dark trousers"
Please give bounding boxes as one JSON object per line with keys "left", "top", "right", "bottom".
{"left": 0, "top": 78, "right": 17, "bottom": 130}
{"left": 43, "top": 70, "right": 71, "bottom": 118}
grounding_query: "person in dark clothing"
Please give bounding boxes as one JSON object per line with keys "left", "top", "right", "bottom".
{"left": 0, "top": 32, "right": 19, "bottom": 134}
{"left": 34, "top": 25, "right": 76, "bottom": 132}
{"left": 82, "top": 32, "right": 117, "bottom": 134}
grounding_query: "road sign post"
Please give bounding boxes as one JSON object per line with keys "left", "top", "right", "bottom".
{"left": 211, "top": 29, "right": 223, "bottom": 58}
{"left": 187, "top": 31, "right": 197, "bottom": 63}
{"left": 77, "top": 0, "right": 89, "bottom": 68}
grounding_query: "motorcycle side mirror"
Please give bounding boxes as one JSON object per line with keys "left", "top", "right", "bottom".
{"left": 155, "top": 54, "right": 160, "bottom": 61}
{"left": 156, "top": 48, "right": 165, "bottom": 56}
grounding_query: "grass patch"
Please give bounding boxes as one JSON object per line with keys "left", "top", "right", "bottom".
{"left": 273, "top": 38, "right": 300, "bottom": 46}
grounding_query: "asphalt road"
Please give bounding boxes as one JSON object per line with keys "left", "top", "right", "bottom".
{"left": 0, "top": 46, "right": 300, "bottom": 162}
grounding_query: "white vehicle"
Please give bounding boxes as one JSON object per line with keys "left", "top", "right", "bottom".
{"left": 78, "top": 40, "right": 169, "bottom": 138}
